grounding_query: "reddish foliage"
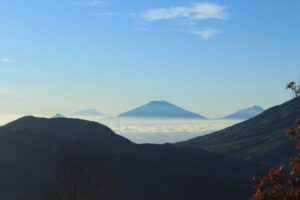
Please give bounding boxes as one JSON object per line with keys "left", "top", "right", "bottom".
{"left": 268, "top": 167, "right": 284, "bottom": 182}
{"left": 252, "top": 166, "right": 286, "bottom": 200}
{"left": 252, "top": 82, "right": 300, "bottom": 200}
{"left": 252, "top": 120, "right": 300, "bottom": 200}
{"left": 285, "top": 128, "right": 299, "bottom": 137}
{"left": 295, "top": 142, "right": 300, "bottom": 150}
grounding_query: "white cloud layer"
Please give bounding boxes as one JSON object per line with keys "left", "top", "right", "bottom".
{"left": 102, "top": 119, "right": 239, "bottom": 143}
{"left": 189, "top": 28, "right": 221, "bottom": 39}
{"left": 0, "top": 115, "right": 240, "bottom": 144}
{"left": 140, "top": 3, "right": 227, "bottom": 21}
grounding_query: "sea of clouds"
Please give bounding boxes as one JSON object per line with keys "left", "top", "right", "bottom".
{"left": 0, "top": 115, "right": 241, "bottom": 144}
{"left": 100, "top": 118, "right": 240, "bottom": 143}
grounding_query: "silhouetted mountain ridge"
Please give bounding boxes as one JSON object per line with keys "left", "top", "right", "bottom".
{"left": 0, "top": 116, "right": 265, "bottom": 199}
{"left": 179, "top": 97, "right": 300, "bottom": 166}
{"left": 6, "top": 116, "right": 136, "bottom": 152}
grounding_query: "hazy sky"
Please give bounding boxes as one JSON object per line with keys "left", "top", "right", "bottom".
{"left": 0, "top": 0, "right": 299, "bottom": 117}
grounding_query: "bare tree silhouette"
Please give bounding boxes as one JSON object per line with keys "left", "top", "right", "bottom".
{"left": 47, "top": 142, "right": 110, "bottom": 200}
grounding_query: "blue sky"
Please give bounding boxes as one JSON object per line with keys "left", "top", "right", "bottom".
{"left": 0, "top": 0, "right": 300, "bottom": 117}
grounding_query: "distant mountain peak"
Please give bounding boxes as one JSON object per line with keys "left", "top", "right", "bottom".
{"left": 222, "top": 105, "right": 264, "bottom": 120}
{"left": 119, "top": 100, "right": 206, "bottom": 119}
{"left": 147, "top": 100, "right": 171, "bottom": 105}
{"left": 52, "top": 113, "right": 65, "bottom": 118}
{"left": 145, "top": 100, "right": 179, "bottom": 108}
{"left": 251, "top": 105, "right": 264, "bottom": 110}
{"left": 73, "top": 109, "right": 104, "bottom": 116}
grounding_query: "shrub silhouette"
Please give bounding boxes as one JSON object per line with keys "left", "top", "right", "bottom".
{"left": 287, "top": 81, "right": 300, "bottom": 97}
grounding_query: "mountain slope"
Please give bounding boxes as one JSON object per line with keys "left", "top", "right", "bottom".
{"left": 119, "top": 100, "right": 206, "bottom": 119}
{"left": 222, "top": 105, "right": 264, "bottom": 120}
{"left": 0, "top": 116, "right": 264, "bottom": 199}
{"left": 179, "top": 97, "right": 300, "bottom": 166}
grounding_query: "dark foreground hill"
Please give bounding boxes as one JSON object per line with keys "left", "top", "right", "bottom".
{"left": 119, "top": 100, "right": 206, "bottom": 119}
{"left": 6, "top": 116, "right": 136, "bottom": 152}
{"left": 179, "top": 97, "right": 300, "bottom": 166}
{"left": 0, "top": 116, "right": 264, "bottom": 200}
